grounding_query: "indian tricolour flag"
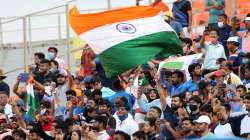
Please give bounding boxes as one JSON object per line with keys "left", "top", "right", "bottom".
{"left": 69, "top": 6, "right": 183, "bottom": 78}
{"left": 26, "top": 76, "right": 37, "bottom": 120}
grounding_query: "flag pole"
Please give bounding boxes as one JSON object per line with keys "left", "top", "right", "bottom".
{"left": 23, "top": 17, "right": 27, "bottom": 72}
{"left": 65, "top": 3, "right": 71, "bottom": 70}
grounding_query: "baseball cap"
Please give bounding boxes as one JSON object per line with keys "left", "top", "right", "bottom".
{"left": 227, "top": 36, "right": 239, "bottom": 43}
{"left": 245, "top": 17, "right": 250, "bottom": 21}
{"left": 194, "top": 115, "right": 211, "bottom": 125}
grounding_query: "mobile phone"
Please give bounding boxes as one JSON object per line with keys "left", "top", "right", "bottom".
{"left": 19, "top": 73, "right": 29, "bottom": 83}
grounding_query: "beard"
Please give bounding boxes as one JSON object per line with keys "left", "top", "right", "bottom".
{"left": 171, "top": 104, "right": 179, "bottom": 111}
{"left": 86, "top": 107, "right": 95, "bottom": 113}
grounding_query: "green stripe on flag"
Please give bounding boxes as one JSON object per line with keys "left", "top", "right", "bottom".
{"left": 162, "top": 61, "right": 184, "bottom": 70}
{"left": 99, "top": 31, "right": 183, "bottom": 77}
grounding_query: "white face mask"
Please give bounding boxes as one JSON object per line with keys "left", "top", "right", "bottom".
{"left": 218, "top": 22, "right": 224, "bottom": 28}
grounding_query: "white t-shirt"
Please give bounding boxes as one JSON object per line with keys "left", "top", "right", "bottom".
{"left": 241, "top": 115, "right": 250, "bottom": 135}
{"left": 214, "top": 123, "right": 235, "bottom": 138}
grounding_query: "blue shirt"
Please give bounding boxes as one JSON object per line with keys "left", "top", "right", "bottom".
{"left": 22, "top": 113, "right": 33, "bottom": 124}
{"left": 182, "top": 78, "right": 204, "bottom": 93}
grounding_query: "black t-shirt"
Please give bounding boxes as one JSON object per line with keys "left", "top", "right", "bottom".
{"left": 34, "top": 71, "right": 57, "bottom": 84}
{"left": 173, "top": 0, "right": 192, "bottom": 25}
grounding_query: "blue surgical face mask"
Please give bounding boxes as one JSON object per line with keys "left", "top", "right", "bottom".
{"left": 242, "top": 58, "right": 249, "bottom": 64}
{"left": 48, "top": 52, "right": 55, "bottom": 60}
{"left": 118, "top": 114, "right": 128, "bottom": 121}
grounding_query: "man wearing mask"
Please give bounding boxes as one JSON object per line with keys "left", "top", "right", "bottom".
{"left": 47, "top": 47, "right": 66, "bottom": 69}
{"left": 172, "top": 0, "right": 192, "bottom": 38}
{"left": 200, "top": 29, "right": 226, "bottom": 74}
{"left": 205, "top": 0, "right": 225, "bottom": 28}
{"left": 217, "top": 14, "right": 232, "bottom": 56}
{"left": 92, "top": 116, "right": 110, "bottom": 140}
{"left": 213, "top": 103, "right": 235, "bottom": 138}
{"left": 188, "top": 95, "right": 202, "bottom": 120}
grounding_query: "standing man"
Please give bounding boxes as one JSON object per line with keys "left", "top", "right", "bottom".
{"left": 172, "top": 0, "right": 192, "bottom": 38}
{"left": 205, "top": 0, "right": 225, "bottom": 29}
{"left": 200, "top": 29, "right": 226, "bottom": 74}
{"left": 0, "top": 69, "right": 12, "bottom": 119}
{"left": 240, "top": 95, "right": 250, "bottom": 138}
{"left": 47, "top": 46, "right": 66, "bottom": 69}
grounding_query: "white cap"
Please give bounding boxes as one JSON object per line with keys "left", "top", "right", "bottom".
{"left": 194, "top": 115, "right": 211, "bottom": 125}
{"left": 245, "top": 17, "right": 250, "bottom": 21}
{"left": 227, "top": 36, "right": 239, "bottom": 43}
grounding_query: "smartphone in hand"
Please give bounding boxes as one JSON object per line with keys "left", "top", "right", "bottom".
{"left": 19, "top": 73, "right": 29, "bottom": 83}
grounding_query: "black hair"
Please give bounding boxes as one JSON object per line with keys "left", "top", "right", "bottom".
{"left": 34, "top": 52, "right": 45, "bottom": 59}
{"left": 93, "top": 115, "right": 108, "bottom": 128}
{"left": 48, "top": 47, "right": 58, "bottom": 53}
{"left": 50, "top": 60, "right": 59, "bottom": 69}
{"left": 40, "top": 59, "right": 50, "bottom": 65}
{"left": 41, "top": 101, "right": 51, "bottom": 109}
{"left": 91, "top": 89, "right": 102, "bottom": 97}
{"left": 98, "top": 99, "right": 112, "bottom": 109}
{"left": 189, "top": 95, "right": 202, "bottom": 105}
{"left": 12, "top": 129, "right": 26, "bottom": 140}
{"left": 182, "top": 117, "right": 194, "bottom": 125}
{"left": 132, "top": 131, "right": 146, "bottom": 140}
{"left": 198, "top": 80, "right": 210, "bottom": 90}
{"left": 66, "top": 90, "right": 77, "bottom": 97}
{"left": 188, "top": 63, "right": 201, "bottom": 77}
{"left": 172, "top": 94, "right": 184, "bottom": 103}
{"left": 247, "top": 13, "right": 250, "bottom": 17}
{"left": 200, "top": 104, "right": 213, "bottom": 114}
{"left": 216, "top": 58, "right": 227, "bottom": 64}
{"left": 219, "top": 13, "right": 228, "bottom": 20}
{"left": 180, "top": 38, "right": 193, "bottom": 49}
{"left": 70, "top": 130, "right": 81, "bottom": 140}
{"left": 236, "top": 85, "right": 247, "bottom": 92}
{"left": 113, "top": 131, "right": 131, "bottom": 140}
{"left": 221, "top": 103, "right": 231, "bottom": 112}
{"left": 150, "top": 106, "right": 162, "bottom": 117}
{"left": 146, "top": 117, "right": 157, "bottom": 127}
{"left": 29, "top": 129, "right": 40, "bottom": 135}
{"left": 210, "top": 28, "right": 219, "bottom": 35}
{"left": 112, "top": 78, "right": 123, "bottom": 91}
{"left": 172, "top": 71, "right": 185, "bottom": 82}
{"left": 245, "top": 95, "right": 250, "bottom": 100}
{"left": 2, "top": 136, "right": 15, "bottom": 140}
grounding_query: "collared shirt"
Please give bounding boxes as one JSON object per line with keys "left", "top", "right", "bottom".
{"left": 114, "top": 115, "right": 139, "bottom": 136}
{"left": 183, "top": 77, "right": 204, "bottom": 93}
{"left": 95, "top": 130, "right": 110, "bottom": 140}
{"left": 204, "top": 42, "right": 226, "bottom": 70}
{"left": 101, "top": 87, "right": 115, "bottom": 98}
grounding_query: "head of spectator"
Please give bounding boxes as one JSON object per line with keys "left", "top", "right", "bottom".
{"left": 209, "top": 28, "right": 219, "bottom": 45}
{"left": 48, "top": 46, "right": 58, "bottom": 60}
{"left": 112, "top": 78, "right": 124, "bottom": 92}
{"left": 244, "top": 16, "right": 250, "bottom": 30}
{"left": 40, "top": 109, "right": 51, "bottom": 125}
{"left": 244, "top": 65, "right": 250, "bottom": 81}
{"left": 146, "top": 88, "right": 159, "bottom": 102}
{"left": 12, "top": 129, "right": 26, "bottom": 140}
{"left": 91, "top": 89, "right": 102, "bottom": 104}
{"left": 92, "top": 115, "right": 108, "bottom": 132}
{"left": 85, "top": 97, "right": 97, "bottom": 113}
{"left": 227, "top": 36, "right": 240, "bottom": 54}
{"left": 9, "top": 115, "right": 19, "bottom": 130}
{"left": 113, "top": 131, "right": 131, "bottom": 140}
{"left": 217, "top": 103, "right": 231, "bottom": 124}
{"left": 188, "top": 95, "right": 202, "bottom": 116}
{"left": 171, "top": 70, "right": 185, "bottom": 86}
{"left": 98, "top": 99, "right": 112, "bottom": 115}
{"left": 181, "top": 117, "right": 196, "bottom": 137}
{"left": 116, "top": 103, "right": 129, "bottom": 121}
{"left": 84, "top": 76, "right": 95, "bottom": 90}
{"left": 28, "top": 129, "right": 41, "bottom": 140}
{"left": 217, "top": 14, "right": 228, "bottom": 28}
{"left": 143, "top": 117, "right": 157, "bottom": 137}
{"left": 132, "top": 131, "right": 146, "bottom": 140}
{"left": 70, "top": 129, "right": 81, "bottom": 140}
{"left": 39, "top": 59, "right": 50, "bottom": 74}
{"left": 231, "top": 16, "right": 241, "bottom": 31}
{"left": 236, "top": 85, "right": 247, "bottom": 97}
{"left": 194, "top": 115, "right": 211, "bottom": 137}
{"left": 0, "top": 81, "right": 9, "bottom": 109}
{"left": 171, "top": 94, "right": 184, "bottom": 111}
{"left": 146, "top": 106, "right": 162, "bottom": 119}
{"left": 188, "top": 63, "right": 202, "bottom": 80}
{"left": 50, "top": 60, "right": 59, "bottom": 73}
{"left": 34, "top": 52, "right": 45, "bottom": 66}
{"left": 2, "top": 136, "right": 15, "bottom": 140}
{"left": 180, "top": 38, "right": 193, "bottom": 55}
{"left": 56, "top": 70, "right": 67, "bottom": 86}
{"left": 66, "top": 90, "right": 78, "bottom": 105}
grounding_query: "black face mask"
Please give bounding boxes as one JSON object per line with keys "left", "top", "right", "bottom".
{"left": 189, "top": 105, "right": 198, "bottom": 112}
